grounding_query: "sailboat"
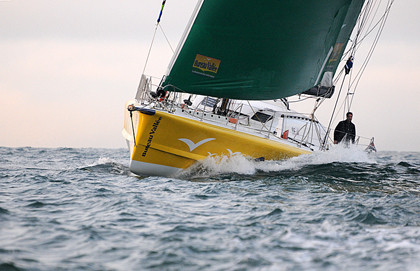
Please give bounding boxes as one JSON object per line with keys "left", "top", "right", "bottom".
{"left": 123, "top": 0, "right": 390, "bottom": 176}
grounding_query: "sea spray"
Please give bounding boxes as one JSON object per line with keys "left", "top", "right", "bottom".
{"left": 180, "top": 144, "right": 377, "bottom": 177}
{"left": 179, "top": 153, "right": 258, "bottom": 178}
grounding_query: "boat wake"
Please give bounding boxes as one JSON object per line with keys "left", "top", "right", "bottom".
{"left": 181, "top": 144, "right": 376, "bottom": 178}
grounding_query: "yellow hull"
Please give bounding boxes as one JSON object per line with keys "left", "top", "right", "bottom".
{"left": 123, "top": 101, "right": 311, "bottom": 176}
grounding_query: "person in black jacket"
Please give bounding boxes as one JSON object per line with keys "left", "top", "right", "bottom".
{"left": 334, "top": 112, "right": 356, "bottom": 144}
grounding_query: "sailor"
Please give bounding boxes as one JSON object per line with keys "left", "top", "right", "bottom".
{"left": 345, "top": 56, "right": 354, "bottom": 74}
{"left": 334, "top": 112, "right": 356, "bottom": 144}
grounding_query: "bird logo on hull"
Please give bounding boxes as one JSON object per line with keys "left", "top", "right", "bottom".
{"left": 227, "top": 149, "right": 241, "bottom": 156}
{"left": 178, "top": 138, "right": 216, "bottom": 152}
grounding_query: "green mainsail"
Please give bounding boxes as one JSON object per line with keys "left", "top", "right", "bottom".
{"left": 161, "top": 0, "right": 365, "bottom": 100}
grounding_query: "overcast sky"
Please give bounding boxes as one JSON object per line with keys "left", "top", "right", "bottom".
{"left": 1, "top": 0, "right": 419, "bottom": 152}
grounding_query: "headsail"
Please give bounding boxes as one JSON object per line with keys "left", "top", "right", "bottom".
{"left": 161, "top": 0, "right": 365, "bottom": 100}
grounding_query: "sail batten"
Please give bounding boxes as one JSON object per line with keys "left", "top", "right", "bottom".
{"left": 162, "top": 0, "right": 365, "bottom": 100}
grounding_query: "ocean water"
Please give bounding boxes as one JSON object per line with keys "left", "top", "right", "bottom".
{"left": 1, "top": 146, "right": 420, "bottom": 271}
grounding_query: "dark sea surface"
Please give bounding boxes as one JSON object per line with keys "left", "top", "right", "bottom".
{"left": 1, "top": 146, "right": 420, "bottom": 271}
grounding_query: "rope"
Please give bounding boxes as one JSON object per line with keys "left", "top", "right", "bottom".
{"left": 142, "top": 25, "right": 159, "bottom": 76}
{"left": 322, "top": 74, "right": 347, "bottom": 149}
{"left": 159, "top": 24, "right": 174, "bottom": 53}
{"left": 142, "top": 0, "right": 172, "bottom": 75}
{"left": 349, "top": 0, "right": 394, "bottom": 109}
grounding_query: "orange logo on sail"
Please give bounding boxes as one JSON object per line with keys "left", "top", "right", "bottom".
{"left": 192, "top": 54, "right": 220, "bottom": 78}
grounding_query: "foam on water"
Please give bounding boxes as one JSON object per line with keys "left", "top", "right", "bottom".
{"left": 185, "top": 144, "right": 376, "bottom": 176}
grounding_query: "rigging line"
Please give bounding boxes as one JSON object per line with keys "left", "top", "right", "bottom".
{"left": 356, "top": 0, "right": 393, "bottom": 73}
{"left": 330, "top": 1, "right": 374, "bottom": 114}
{"left": 353, "top": 1, "right": 393, "bottom": 50}
{"left": 331, "top": 91, "right": 351, "bottom": 125}
{"left": 351, "top": 0, "right": 393, "bottom": 63}
{"left": 351, "top": 0, "right": 372, "bottom": 53}
{"left": 350, "top": 0, "right": 383, "bottom": 59}
{"left": 322, "top": 74, "right": 347, "bottom": 149}
{"left": 362, "top": 0, "right": 381, "bottom": 33}
{"left": 290, "top": 89, "right": 331, "bottom": 105}
{"left": 142, "top": 0, "right": 168, "bottom": 75}
{"left": 340, "top": 5, "right": 370, "bottom": 79}
{"left": 334, "top": 68, "right": 344, "bottom": 84}
{"left": 344, "top": 53, "right": 356, "bottom": 113}
{"left": 351, "top": 0, "right": 375, "bottom": 56}
{"left": 360, "top": 0, "right": 379, "bottom": 32}
{"left": 310, "top": 95, "right": 328, "bottom": 115}
{"left": 352, "top": 1, "right": 368, "bottom": 47}
{"left": 349, "top": 0, "right": 393, "bottom": 102}
{"left": 287, "top": 96, "right": 312, "bottom": 103}
{"left": 363, "top": 0, "right": 383, "bottom": 39}
{"left": 142, "top": 25, "right": 159, "bottom": 76}
{"left": 159, "top": 24, "right": 174, "bottom": 53}
{"left": 344, "top": 0, "right": 393, "bottom": 109}
{"left": 346, "top": 71, "right": 353, "bottom": 113}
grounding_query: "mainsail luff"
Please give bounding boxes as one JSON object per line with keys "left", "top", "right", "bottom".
{"left": 162, "top": 0, "right": 365, "bottom": 100}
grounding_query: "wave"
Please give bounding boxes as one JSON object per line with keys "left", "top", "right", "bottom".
{"left": 79, "top": 157, "right": 132, "bottom": 176}
{"left": 181, "top": 144, "right": 377, "bottom": 178}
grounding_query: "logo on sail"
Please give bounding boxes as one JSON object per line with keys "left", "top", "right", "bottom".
{"left": 326, "top": 43, "right": 344, "bottom": 69}
{"left": 192, "top": 54, "right": 220, "bottom": 78}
